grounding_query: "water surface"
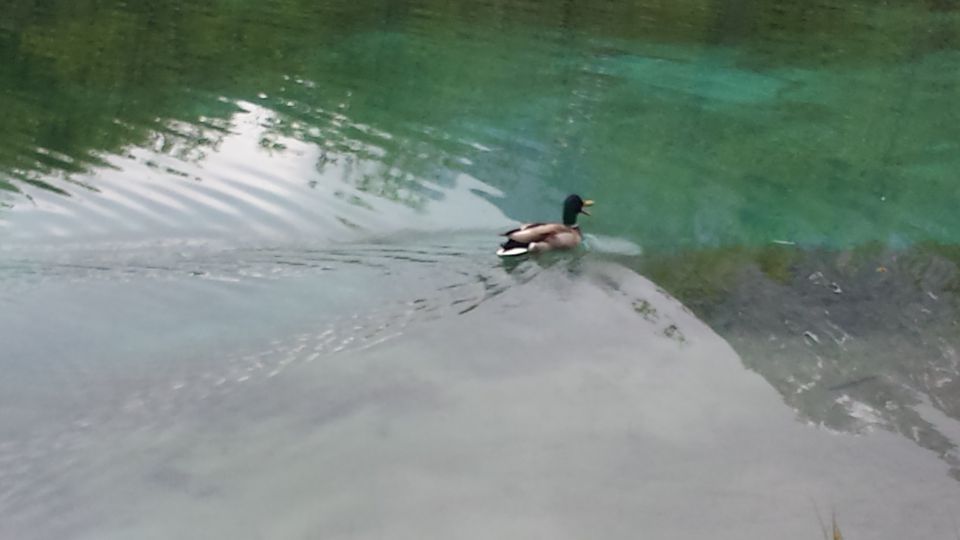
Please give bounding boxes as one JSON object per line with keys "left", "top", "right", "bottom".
{"left": 2, "top": 0, "right": 960, "bottom": 538}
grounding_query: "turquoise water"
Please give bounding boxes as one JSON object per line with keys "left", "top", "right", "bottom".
{"left": 2, "top": 1, "right": 960, "bottom": 538}
{"left": 3, "top": 0, "right": 958, "bottom": 248}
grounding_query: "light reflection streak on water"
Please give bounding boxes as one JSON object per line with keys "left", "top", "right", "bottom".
{"left": 2, "top": 103, "right": 510, "bottom": 246}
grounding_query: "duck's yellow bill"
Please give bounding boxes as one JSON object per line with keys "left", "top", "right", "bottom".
{"left": 581, "top": 199, "right": 594, "bottom": 216}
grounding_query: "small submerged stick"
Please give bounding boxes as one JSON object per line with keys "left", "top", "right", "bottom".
{"left": 832, "top": 514, "right": 844, "bottom": 540}
{"left": 811, "top": 500, "right": 844, "bottom": 540}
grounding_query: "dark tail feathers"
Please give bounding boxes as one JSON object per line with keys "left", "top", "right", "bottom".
{"left": 500, "top": 239, "right": 529, "bottom": 250}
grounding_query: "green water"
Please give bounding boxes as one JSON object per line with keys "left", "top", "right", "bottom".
{"left": 3, "top": 0, "right": 959, "bottom": 247}
{"left": 2, "top": 1, "right": 960, "bottom": 538}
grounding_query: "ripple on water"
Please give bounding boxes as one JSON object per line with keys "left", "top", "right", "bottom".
{"left": 2, "top": 100, "right": 510, "bottom": 248}
{"left": 0, "top": 248, "right": 706, "bottom": 536}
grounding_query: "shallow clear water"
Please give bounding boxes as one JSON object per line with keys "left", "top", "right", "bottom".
{"left": 2, "top": 0, "right": 960, "bottom": 538}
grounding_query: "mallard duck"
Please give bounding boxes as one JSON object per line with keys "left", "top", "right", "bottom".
{"left": 496, "top": 194, "right": 594, "bottom": 257}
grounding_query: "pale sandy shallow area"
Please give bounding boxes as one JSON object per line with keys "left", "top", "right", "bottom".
{"left": 2, "top": 252, "right": 958, "bottom": 540}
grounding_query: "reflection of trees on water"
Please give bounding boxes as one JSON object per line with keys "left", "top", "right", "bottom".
{"left": 634, "top": 244, "right": 960, "bottom": 479}
{"left": 0, "top": 0, "right": 378, "bottom": 199}
{"left": 3, "top": 0, "right": 957, "bottom": 213}
{"left": 2, "top": 0, "right": 515, "bottom": 207}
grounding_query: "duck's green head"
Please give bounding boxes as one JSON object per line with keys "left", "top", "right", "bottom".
{"left": 563, "top": 194, "right": 594, "bottom": 225}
